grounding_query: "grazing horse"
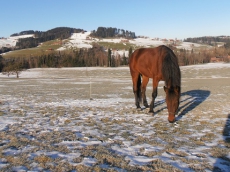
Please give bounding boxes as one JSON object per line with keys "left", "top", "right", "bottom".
{"left": 129, "top": 45, "right": 181, "bottom": 123}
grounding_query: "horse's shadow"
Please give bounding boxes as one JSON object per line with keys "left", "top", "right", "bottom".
{"left": 153, "top": 89, "right": 210, "bottom": 121}
{"left": 176, "top": 89, "right": 210, "bottom": 121}
{"left": 212, "top": 114, "right": 230, "bottom": 171}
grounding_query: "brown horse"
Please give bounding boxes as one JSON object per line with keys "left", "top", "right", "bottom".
{"left": 129, "top": 45, "right": 181, "bottom": 123}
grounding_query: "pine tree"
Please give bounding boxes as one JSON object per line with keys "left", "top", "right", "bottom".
{"left": 129, "top": 47, "right": 133, "bottom": 58}
{"left": 108, "top": 48, "right": 111, "bottom": 67}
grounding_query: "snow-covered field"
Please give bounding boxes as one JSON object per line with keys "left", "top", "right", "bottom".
{"left": 0, "top": 63, "right": 230, "bottom": 171}
{"left": 64, "top": 32, "right": 209, "bottom": 50}
{"left": 57, "top": 31, "right": 211, "bottom": 58}
{"left": 0, "top": 34, "right": 34, "bottom": 48}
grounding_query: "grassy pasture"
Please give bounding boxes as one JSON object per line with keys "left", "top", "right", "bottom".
{"left": 2, "top": 40, "right": 136, "bottom": 59}
{"left": 0, "top": 63, "right": 230, "bottom": 171}
{"left": 2, "top": 40, "right": 64, "bottom": 58}
{"left": 96, "top": 41, "right": 136, "bottom": 50}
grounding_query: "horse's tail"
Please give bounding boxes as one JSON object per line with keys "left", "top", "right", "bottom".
{"left": 137, "top": 74, "right": 142, "bottom": 103}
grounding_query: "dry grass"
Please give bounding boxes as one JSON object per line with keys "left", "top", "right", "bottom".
{"left": 2, "top": 40, "right": 64, "bottom": 58}
{"left": 0, "top": 65, "right": 230, "bottom": 171}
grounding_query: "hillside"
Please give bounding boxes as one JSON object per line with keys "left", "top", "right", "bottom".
{"left": 0, "top": 27, "right": 135, "bottom": 50}
{"left": 0, "top": 27, "right": 85, "bottom": 53}
{"left": 1, "top": 26, "right": 230, "bottom": 71}
{"left": 0, "top": 34, "right": 34, "bottom": 48}
{"left": 1, "top": 27, "right": 213, "bottom": 58}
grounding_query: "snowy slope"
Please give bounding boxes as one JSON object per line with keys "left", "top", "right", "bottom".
{"left": 57, "top": 31, "right": 209, "bottom": 58}
{"left": 57, "top": 31, "right": 93, "bottom": 51}
{"left": 58, "top": 31, "right": 209, "bottom": 52}
{"left": 0, "top": 34, "right": 34, "bottom": 48}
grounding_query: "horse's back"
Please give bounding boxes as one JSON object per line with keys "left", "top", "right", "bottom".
{"left": 129, "top": 45, "right": 172, "bottom": 65}
{"left": 129, "top": 46, "right": 167, "bottom": 78}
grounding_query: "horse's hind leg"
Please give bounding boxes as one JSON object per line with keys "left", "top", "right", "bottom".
{"left": 149, "top": 80, "right": 158, "bottom": 113}
{"left": 131, "top": 72, "right": 141, "bottom": 109}
{"left": 141, "top": 76, "right": 149, "bottom": 108}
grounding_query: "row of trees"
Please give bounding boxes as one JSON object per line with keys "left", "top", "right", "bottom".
{"left": 1, "top": 43, "right": 230, "bottom": 78}
{"left": 175, "top": 48, "right": 212, "bottom": 65}
{"left": 0, "top": 44, "right": 132, "bottom": 78}
{"left": 173, "top": 45, "right": 230, "bottom": 65}
{"left": 11, "top": 30, "right": 35, "bottom": 36}
{"left": 107, "top": 47, "right": 131, "bottom": 67}
{"left": 90, "top": 27, "right": 136, "bottom": 38}
{"left": 5, "top": 45, "right": 107, "bottom": 67}
{"left": 0, "top": 47, "right": 13, "bottom": 54}
{"left": 184, "top": 36, "right": 230, "bottom": 45}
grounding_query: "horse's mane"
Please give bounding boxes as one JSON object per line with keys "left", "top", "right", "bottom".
{"left": 161, "top": 46, "right": 181, "bottom": 88}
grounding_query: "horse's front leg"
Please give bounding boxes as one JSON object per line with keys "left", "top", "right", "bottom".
{"left": 149, "top": 84, "right": 158, "bottom": 114}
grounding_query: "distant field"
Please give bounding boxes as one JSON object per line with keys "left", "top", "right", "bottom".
{"left": 2, "top": 40, "right": 137, "bottom": 59}
{"left": 96, "top": 41, "right": 136, "bottom": 50}
{"left": 2, "top": 40, "right": 64, "bottom": 58}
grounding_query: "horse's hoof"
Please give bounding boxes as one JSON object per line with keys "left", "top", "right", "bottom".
{"left": 144, "top": 104, "right": 149, "bottom": 108}
{"left": 145, "top": 107, "right": 150, "bottom": 110}
{"left": 137, "top": 107, "right": 142, "bottom": 111}
{"left": 148, "top": 111, "right": 154, "bottom": 116}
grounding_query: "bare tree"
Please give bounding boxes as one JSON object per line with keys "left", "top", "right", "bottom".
{"left": 2, "top": 63, "right": 23, "bottom": 78}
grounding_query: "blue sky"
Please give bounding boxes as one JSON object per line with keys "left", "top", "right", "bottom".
{"left": 1, "top": 0, "right": 230, "bottom": 39}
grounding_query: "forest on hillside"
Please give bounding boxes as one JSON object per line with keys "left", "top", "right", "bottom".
{"left": 90, "top": 27, "right": 136, "bottom": 38}
{"left": 5, "top": 27, "right": 136, "bottom": 52}
{"left": 11, "top": 30, "right": 35, "bottom": 36}
{"left": 15, "top": 27, "right": 85, "bottom": 49}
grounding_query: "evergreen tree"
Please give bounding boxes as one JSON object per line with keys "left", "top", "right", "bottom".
{"left": 122, "top": 53, "right": 127, "bottom": 65}
{"left": 111, "top": 55, "right": 115, "bottom": 67}
{"left": 108, "top": 48, "right": 111, "bottom": 67}
{"left": 0, "top": 55, "right": 4, "bottom": 71}
{"left": 129, "top": 47, "right": 133, "bottom": 59}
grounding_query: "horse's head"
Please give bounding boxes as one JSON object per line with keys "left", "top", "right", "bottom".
{"left": 164, "top": 86, "right": 180, "bottom": 123}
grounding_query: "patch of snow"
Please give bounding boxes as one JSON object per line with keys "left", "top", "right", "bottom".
{"left": 0, "top": 34, "right": 34, "bottom": 48}
{"left": 61, "top": 32, "right": 93, "bottom": 49}
{"left": 0, "top": 117, "right": 17, "bottom": 131}
{"left": 50, "top": 31, "right": 213, "bottom": 51}
{"left": 181, "top": 62, "right": 230, "bottom": 69}
{"left": 130, "top": 38, "right": 165, "bottom": 47}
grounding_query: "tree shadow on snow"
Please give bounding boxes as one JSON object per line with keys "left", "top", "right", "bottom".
{"left": 176, "top": 89, "right": 210, "bottom": 121}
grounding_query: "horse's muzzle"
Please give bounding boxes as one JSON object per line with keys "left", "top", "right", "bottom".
{"left": 168, "top": 119, "right": 175, "bottom": 123}
{"left": 168, "top": 115, "right": 176, "bottom": 123}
